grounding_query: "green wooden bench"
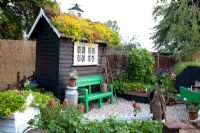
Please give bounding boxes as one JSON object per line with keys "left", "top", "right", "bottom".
{"left": 179, "top": 86, "right": 200, "bottom": 107}
{"left": 77, "top": 75, "right": 113, "bottom": 113}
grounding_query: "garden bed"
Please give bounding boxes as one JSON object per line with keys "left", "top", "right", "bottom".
{"left": 117, "top": 90, "right": 150, "bottom": 103}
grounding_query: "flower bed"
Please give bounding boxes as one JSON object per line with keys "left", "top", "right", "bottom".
{"left": 27, "top": 104, "right": 163, "bottom": 133}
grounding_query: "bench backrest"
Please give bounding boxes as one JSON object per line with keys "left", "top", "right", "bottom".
{"left": 76, "top": 75, "right": 103, "bottom": 87}
{"left": 179, "top": 86, "right": 200, "bottom": 103}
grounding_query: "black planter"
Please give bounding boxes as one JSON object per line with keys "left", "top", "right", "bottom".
{"left": 117, "top": 91, "right": 150, "bottom": 103}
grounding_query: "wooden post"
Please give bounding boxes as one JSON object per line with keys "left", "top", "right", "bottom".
{"left": 17, "top": 71, "right": 20, "bottom": 82}
{"left": 157, "top": 53, "right": 160, "bottom": 72}
{"left": 23, "top": 76, "right": 26, "bottom": 81}
{"left": 16, "top": 71, "right": 20, "bottom": 89}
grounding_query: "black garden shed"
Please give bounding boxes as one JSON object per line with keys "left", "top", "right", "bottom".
{"left": 27, "top": 9, "right": 118, "bottom": 100}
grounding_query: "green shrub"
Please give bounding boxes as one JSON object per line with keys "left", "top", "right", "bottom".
{"left": 28, "top": 104, "right": 163, "bottom": 133}
{"left": 0, "top": 90, "right": 28, "bottom": 117}
{"left": 173, "top": 62, "right": 200, "bottom": 75}
{"left": 128, "top": 48, "right": 155, "bottom": 84}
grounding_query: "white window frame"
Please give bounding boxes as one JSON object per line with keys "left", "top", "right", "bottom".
{"left": 73, "top": 42, "right": 98, "bottom": 66}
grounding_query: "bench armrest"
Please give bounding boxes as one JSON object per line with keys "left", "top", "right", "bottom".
{"left": 108, "top": 84, "right": 113, "bottom": 93}
{"left": 77, "top": 88, "right": 88, "bottom": 98}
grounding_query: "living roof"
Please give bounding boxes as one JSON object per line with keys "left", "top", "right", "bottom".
{"left": 28, "top": 9, "right": 119, "bottom": 45}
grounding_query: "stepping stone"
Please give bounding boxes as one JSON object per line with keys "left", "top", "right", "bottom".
{"left": 162, "top": 120, "right": 184, "bottom": 133}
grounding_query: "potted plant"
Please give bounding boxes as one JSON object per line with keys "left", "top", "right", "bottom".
{"left": 77, "top": 103, "right": 84, "bottom": 113}
{"left": 49, "top": 99, "right": 55, "bottom": 107}
{"left": 188, "top": 103, "right": 198, "bottom": 120}
{"left": 69, "top": 69, "right": 78, "bottom": 87}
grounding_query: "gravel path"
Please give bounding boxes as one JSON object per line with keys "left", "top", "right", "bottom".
{"left": 84, "top": 97, "right": 188, "bottom": 121}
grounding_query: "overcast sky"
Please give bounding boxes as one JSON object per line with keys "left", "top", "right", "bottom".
{"left": 57, "top": 0, "right": 158, "bottom": 51}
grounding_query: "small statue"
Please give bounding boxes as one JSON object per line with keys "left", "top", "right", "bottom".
{"left": 149, "top": 90, "right": 166, "bottom": 121}
{"left": 132, "top": 101, "right": 141, "bottom": 116}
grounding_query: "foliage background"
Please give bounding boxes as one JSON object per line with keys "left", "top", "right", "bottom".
{"left": 151, "top": 0, "right": 200, "bottom": 61}
{"left": 0, "top": 0, "right": 59, "bottom": 39}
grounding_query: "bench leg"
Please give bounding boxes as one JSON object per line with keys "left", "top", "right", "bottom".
{"left": 98, "top": 98, "right": 102, "bottom": 108}
{"left": 84, "top": 100, "right": 89, "bottom": 113}
{"left": 110, "top": 95, "right": 113, "bottom": 104}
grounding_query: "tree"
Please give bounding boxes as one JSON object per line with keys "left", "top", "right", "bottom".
{"left": 104, "top": 20, "right": 120, "bottom": 36}
{"left": 0, "top": 0, "right": 60, "bottom": 39}
{"left": 108, "top": 35, "right": 140, "bottom": 51}
{"left": 151, "top": 0, "right": 200, "bottom": 61}
{"left": 122, "top": 35, "right": 140, "bottom": 50}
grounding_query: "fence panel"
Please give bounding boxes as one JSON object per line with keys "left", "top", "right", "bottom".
{"left": 0, "top": 39, "right": 36, "bottom": 90}
{"left": 107, "top": 51, "right": 176, "bottom": 74}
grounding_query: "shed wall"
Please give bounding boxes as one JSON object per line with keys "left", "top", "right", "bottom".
{"left": 35, "top": 19, "right": 59, "bottom": 97}
{"left": 58, "top": 40, "right": 107, "bottom": 99}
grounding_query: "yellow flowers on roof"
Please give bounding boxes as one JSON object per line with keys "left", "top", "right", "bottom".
{"left": 51, "top": 14, "right": 119, "bottom": 45}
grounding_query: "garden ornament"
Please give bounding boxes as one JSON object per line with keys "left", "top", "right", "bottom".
{"left": 149, "top": 91, "right": 166, "bottom": 121}
{"left": 132, "top": 101, "right": 141, "bottom": 116}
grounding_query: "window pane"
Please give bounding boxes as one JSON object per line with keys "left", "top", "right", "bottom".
{"left": 88, "top": 55, "right": 91, "bottom": 62}
{"left": 77, "top": 55, "right": 81, "bottom": 62}
{"left": 88, "top": 47, "right": 91, "bottom": 54}
{"left": 92, "top": 48, "right": 95, "bottom": 54}
{"left": 82, "top": 46, "right": 85, "bottom": 54}
{"left": 91, "top": 55, "right": 95, "bottom": 62}
{"left": 81, "top": 55, "right": 85, "bottom": 62}
{"left": 77, "top": 46, "right": 81, "bottom": 53}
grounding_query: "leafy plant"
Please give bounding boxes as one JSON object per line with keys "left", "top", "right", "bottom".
{"left": 0, "top": 90, "right": 58, "bottom": 117}
{"left": 128, "top": 48, "right": 155, "bottom": 84}
{"left": 69, "top": 68, "right": 78, "bottom": 79}
{"left": 27, "top": 104, "right": 83, "bottom": 133}
{"left": 169, "top": 94, "right": 177, "bottom": 102}
{"left": 0, "top": 90, "right": 28, "bottom": 117}
{"left": 114, "top": 79, "right": 155, "bottom": 94}
{"left": 159, "top": 74, "right": 176, "bottom": 94}
{"left": 24, "top": 80, "right": 39, "bottom": 91}
{"left": 188, "top": 103, "right": 199, "bottom": 113}
{"left": 28, "top": 104, "right": 163, "bottom": 133}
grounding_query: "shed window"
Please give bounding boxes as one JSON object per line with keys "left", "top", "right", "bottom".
{"left": 73, "top": 42, "right": 98, "bottom": 65}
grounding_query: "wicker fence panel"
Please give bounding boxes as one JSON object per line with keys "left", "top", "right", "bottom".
{"left": 0, "top": 39, "right": 36, "bottom": 90}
